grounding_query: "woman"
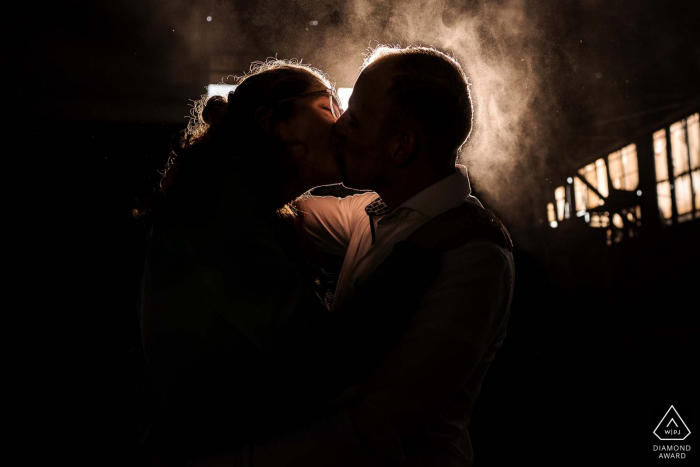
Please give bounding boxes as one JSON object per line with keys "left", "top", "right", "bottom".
{"left": 134, "top": 59, "right": 346, "bottom": 463}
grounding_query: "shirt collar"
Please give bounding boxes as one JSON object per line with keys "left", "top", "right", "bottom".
{"left": 392, "top": 164, "right": 475, "bottom": 219}
{"left": 364, "top": 197, "right": 391, "bottom": 217}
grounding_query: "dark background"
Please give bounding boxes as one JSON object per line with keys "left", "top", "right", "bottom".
{"left": 16, "top": 1, "right": 699, "bottom": 465}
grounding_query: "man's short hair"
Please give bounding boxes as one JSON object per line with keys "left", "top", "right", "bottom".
{"left": 363, "top": 46, "right": 473, "bottom": 168}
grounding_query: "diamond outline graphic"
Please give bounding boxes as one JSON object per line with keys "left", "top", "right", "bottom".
{"left": 653, "top": 405, "right": 691, "bottom": 441}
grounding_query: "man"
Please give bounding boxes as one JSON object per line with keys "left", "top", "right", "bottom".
{"left": 188, "top": 45, "right": 514, "bottom": 467}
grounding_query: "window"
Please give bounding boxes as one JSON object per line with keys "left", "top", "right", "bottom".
{"left": 589, "top": 212, "right": 609, "bottom": 228}
{"left": 562, "top": 144, "right": 643, "bottom": 243}
{"left": 547, "top": 112, "right": 698, "bottom": 235}
{"left": 672, "top": 113, "right": 700, "bottom": 222}
{"left": 612, "top": 213, "right": 624, "bottom": 229}
{"left": 582, "top": 163, "right": 599, "bottom": 209}
{"left": 671, "top": 120, "right": 690, "bottom": 176}
{"left": 547, "top": 203, "right": 557, "bottom": 228}
{"left": 675, "top": 173, "right": 693, "bottom": 218}
{"left": 608, "top": 144, "right": 639, "bottom": 191}
{"left": 574, "top": 176, "right": 588, "bottom": 215}
{"left": 689, "top": 113, "right": 700, "bottom": 170}
{"left": 577, "top": 158, "right": 608, "bottom": 211}
{"left": 555, "top": 186, "right": 566, "bottom": 221}
{"left": 688, "top": 113, "right": 700, "bottom": 217}
{"left": 654, "top": 129, "right": 673, "bottom": 223}
{"left": 658, "top": 113, "right": 700, "bottom": 223}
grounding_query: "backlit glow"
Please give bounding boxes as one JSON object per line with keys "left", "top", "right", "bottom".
{"left": 338, "top": 87, "right": 352, "bottom": 112}
{"left": 612, "top": 213, "right": 624, "bottom": 229}
{"left": 207, "top": 84, "right": 237, "bottom": 99}
{"left": 207, "top": 84, "right": 352, "bottom": 112}
{"left": 608, "top": 144, "right": 639, "bottom": 190}
{"left": 546, "top": 203, "right": 555, "bottom": 223}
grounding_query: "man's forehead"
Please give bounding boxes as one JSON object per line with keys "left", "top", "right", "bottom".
{"left": 351, "top": 63, "right": 394, "bottom": 110}
{"left": 357, "top": 61, "right": 395, "bottom": 88}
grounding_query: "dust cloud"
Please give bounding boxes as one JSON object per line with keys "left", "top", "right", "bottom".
{"left": 326, "top": 0, "right": 558, "bottom": 225}
{"left": 162, "top": 0, "right": 563, "bottom": 227}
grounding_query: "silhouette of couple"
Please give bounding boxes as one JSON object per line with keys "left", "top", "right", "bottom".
{"left": 137, "top": 45, "right": 514, "bottom": 466}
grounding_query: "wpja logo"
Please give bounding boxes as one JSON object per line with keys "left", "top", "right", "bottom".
{"left": 653, "top": 405, "right": 691, "bottom": 460}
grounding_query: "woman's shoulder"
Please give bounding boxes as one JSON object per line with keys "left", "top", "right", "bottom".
{"left": 298, "top": 191, "right": 378, "bottom": 218}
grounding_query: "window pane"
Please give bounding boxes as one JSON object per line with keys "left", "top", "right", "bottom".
{"left": 624, "top": 173, "right": 639, "bottom": 192}
{"left": 555, "top": 186, "right": 565, "bottom": 221}
{"left": 654, "top": 129, "right": 669, "bottom": 182}
{"left": 547, "top": 203, "right": 556, "bottom": 223}
{"left": 657, "top": 181, "right": 672, "bottom": 220}
{"left": 590, "top": 213, "right": 609, "bottom": 228}
{"left": 596, "top": 158, "right": 609, "bottom": 197}
{"left": 621, "top": 144, "right": 639, "bottom": 190}
{"left": 675, "top": 173, "right": 693, "bottom": 216}
{"left": 671, "top": 120, "right": 689, "bottom": 176}
{"left": 609, "top": 150, "right": 622, "bottom": 189}
{"left": 688, "top": 113, "right": 700, "bottom": 170}
{"left": 583, "top": 164, "right": 600, "bottom": 208}
{"left": 612, "top": 213, "right": 624, "bottom": 229}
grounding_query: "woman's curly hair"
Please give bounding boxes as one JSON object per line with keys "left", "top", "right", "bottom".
{"left": 133, "top": 59, "right": 336, "bottom": 222}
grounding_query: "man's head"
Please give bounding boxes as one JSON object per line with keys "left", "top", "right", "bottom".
{"left": 334, "top": 46, "right": 473, "bottom": 191}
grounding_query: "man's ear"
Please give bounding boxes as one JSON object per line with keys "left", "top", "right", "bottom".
{"left": 389, "top": 131, "right": 418, "bottom": 167}
{"left": 254, "top": 106, "right": 275, "bottom": 135}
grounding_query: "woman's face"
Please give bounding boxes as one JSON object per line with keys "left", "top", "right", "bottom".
{"left": 275, "top": 83, "right": 343, "bottom": 190}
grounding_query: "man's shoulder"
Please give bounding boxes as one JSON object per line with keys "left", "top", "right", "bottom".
{"left": 405, "top": 200, "right": 513, "bottom": 254}
{"left": 440, "top": 201, "right": 515, "bottom": 273}
{"left": 442, "top": 239, "right": 513, "bottom": 272}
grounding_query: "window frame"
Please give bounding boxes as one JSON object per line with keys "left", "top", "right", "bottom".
{"left": 654, "top": 113, "right": 700, "bottom": 225}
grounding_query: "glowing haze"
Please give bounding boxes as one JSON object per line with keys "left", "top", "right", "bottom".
{"left": 330, "top": 0, "right": 555, "bottom": 214}
{"left": 168, "top": 0, "right": 563, "bottom": 229}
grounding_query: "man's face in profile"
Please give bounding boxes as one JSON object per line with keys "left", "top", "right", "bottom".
{"left": 334, "top": 61, "right": 395, "bottom": 190}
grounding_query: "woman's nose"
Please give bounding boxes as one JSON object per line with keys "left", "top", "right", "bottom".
{"left": 333, "top": 112, "right": 348, "bottom": 139}
{"left": 331, "top": 127, "right": 342, "bottom": 146}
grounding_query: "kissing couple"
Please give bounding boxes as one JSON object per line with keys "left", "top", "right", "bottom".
{"left": 136, "top": 45, "right": 515, "bottom": 467}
